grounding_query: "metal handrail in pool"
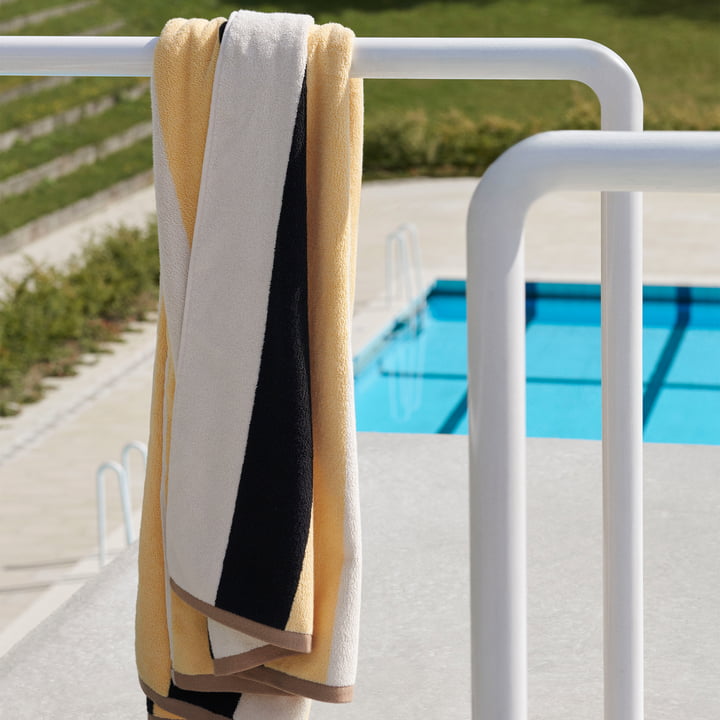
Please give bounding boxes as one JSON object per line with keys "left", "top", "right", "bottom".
{"left": 0, "top": 35, "right": 645, "bottom": 720}
{"left": 468, "top": 130, "right": 720, "bottom": 720}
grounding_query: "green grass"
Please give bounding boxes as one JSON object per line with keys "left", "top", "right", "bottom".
{"left": 0, "top": 0, "right": 126, "bottom": 93}
{"left": 0, "top": 76, "right": 143, "bottom": 133}
{"left": 0, "top": 92, "right": 150, "bottom": 180}
{"left": 0, "top": 74, "right": 76, "bottom": 97}
{"left": 13, "top": 1, "right": 123, "bottom": 36}
{"left": 0, "top": 0, "right": 78, "bottom": 24}
{"left": 0, "top": 136, "right": 152, "bottom": 235}
{"left": 104, "top": 0, "right": 719, "bottom": 137}
{"left": 0, "top": 222, "right": 159, "bottom": 414}
{"left": 0, "top": 2, "right": 715, "bottom": 206}
{"left": 0, "top": 75, "right": 35, "bottom": 94}
{"left": 330, "top": 0, "right": 720, "bottom": 132}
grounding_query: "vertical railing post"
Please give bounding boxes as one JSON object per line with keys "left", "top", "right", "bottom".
{"left": 467, "top": 199, "right": 529, "bottom": 720}
{"left": 597, "top": 78, "right": 645, "bottom": 720}
{"left": 601, "top": 189, "right": 645, "bottom": 720}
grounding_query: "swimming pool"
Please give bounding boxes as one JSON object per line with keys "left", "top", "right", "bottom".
{"left": 354, "top": 280, "right": 720, "bottom": 445}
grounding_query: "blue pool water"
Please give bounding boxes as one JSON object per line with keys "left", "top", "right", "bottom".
{"left": 354, "top": 280, "right": 720, "bottom": 445}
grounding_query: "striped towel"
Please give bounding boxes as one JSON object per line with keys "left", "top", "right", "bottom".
{"left": 136, "top": 11, "right": 363, "bottom": 720}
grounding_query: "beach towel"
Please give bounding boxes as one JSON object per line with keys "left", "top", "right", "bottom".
{"left": 136, "top": 11, "right": 363, "bottom": 720}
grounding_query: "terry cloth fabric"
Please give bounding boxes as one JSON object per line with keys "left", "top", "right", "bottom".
{"left": 136, "top": 10, "right": 363, "bottom": 720}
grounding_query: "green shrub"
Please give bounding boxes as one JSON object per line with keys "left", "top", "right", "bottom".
{"left": 363, "top": 108, "right": 537, "bottom": 178}
{"left": 0, "top": 222, "right": 159, "bottom": 415}
{"left": 69, "top": 223, "right": 160, "bottom": 322}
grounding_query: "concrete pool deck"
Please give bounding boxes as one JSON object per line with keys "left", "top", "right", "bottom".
{"left": 1, "top": 434, "right": 718, "bottom": 718}
{"left": 0, "top": 178, "right": 718, "bottom": 673}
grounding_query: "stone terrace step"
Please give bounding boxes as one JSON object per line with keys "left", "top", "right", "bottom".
{"left": 0, "top": 0, "right": 96, "bottom": 33}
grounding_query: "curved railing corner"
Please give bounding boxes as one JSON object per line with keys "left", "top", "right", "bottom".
{"left": 467, "top": 130, "right": 720, "bottom": 720}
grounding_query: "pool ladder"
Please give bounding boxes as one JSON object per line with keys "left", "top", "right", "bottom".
{"left": 95, "top": 441, "right": 147, "bottom": 567}
{"left": 385, "top": 222, "right": 424, "bottom": 310}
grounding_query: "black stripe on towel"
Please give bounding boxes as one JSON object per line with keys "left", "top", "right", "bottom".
{"left": 167, "top": 681, "right": 240, "bottom": 718}
{"left": 215, "top": 77, "right": 313, "bottom": 630}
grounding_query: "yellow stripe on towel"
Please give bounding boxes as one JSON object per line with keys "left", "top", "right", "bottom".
{"left": 152, "top": 17, "right": 224, "bottom": 243}
{"left": 136, "top": 18, "right": 223, "bottom": 706}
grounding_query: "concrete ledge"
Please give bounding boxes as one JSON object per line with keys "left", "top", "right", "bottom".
{"left": 0, "top": 542, "right": 139, "bottom": 718}
{"left": 1, "top": 434, "right": 718, "bottom": 718}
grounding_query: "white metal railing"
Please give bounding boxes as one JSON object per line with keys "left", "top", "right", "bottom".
{"left": 0, "top": 34, "right": 649, "bottom": 720}
{"left": 467, "top": 130, "right": 720, "bottom": 720}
